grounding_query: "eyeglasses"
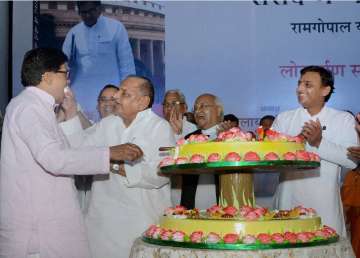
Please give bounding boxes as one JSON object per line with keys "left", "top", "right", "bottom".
{"left": 98, "top": 96, "right": 116, "bottom": 103}
{"left": 193, "top": 104, "right": 216, "bottom": 111}
{"left": 163, "top": 101, "right": 185, "bottom": 109}
{"left": 56, "top": 70, "right": 70, "bottom": 78}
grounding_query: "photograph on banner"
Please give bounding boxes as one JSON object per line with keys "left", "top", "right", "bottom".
{"left": 34, "top": 1, "right": 165, "bottom": 121}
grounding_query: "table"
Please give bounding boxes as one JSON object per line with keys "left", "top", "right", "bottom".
{"left": 130, "top": 237, "right": 355, "bottom": 258}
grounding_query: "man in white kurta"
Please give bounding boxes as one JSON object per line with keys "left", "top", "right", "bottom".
{"left": 272, "top": 66, "right": 358, "bottom": 237}
{"left": 61, "top": 76, "right": 174, "bottom": 258}
{"left": 62, "top": 2, "right": 135, "bottom": 121}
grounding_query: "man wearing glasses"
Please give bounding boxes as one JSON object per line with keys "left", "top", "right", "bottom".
{"left": 0, "top": 48, "right": 142, "bottom": 258}
{"left": 62, "top": 1, "right": 135, "bottom": 121}
{"left": 162, "top": 89, "right": 197, "bottom": 141}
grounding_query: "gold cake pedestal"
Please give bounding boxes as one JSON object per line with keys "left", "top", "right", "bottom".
{"left": 160, "top": 161, "right": 319, "bottom": 208}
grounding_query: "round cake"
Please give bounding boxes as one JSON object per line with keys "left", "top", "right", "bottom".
{"left": 159, "top": 127, "right": 320, "bottom": 167}
{"left": 143, "top": 205, "right": 338, "bottom": 249}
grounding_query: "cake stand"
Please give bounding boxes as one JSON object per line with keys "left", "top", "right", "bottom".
{"left": 160, "top": 160, "right": 320, "bottom": 208}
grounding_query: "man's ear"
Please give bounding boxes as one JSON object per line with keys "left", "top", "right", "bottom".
{"left": 139, "top": 95, "right": 150, "bottom": 110}
{"left": 41, "top": 72, "right": 52, "bottom": 86}
{"left": 321, "top": 85, "right": 331, "bottom": 99}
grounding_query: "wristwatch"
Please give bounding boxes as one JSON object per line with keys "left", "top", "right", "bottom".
{"left": 111, "top": 163, "right": 120, "bottom": 172}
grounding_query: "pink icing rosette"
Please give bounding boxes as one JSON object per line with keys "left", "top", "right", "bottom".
{"left": 159, "top": 156, "right": 175, "bottom": 167}
{"left": 172, "top": 231, "right": 186, "bottom": 242}
{"left": 207, "top": 204, "right": 223, "bottom": 216}
{"left": 190, "top": 231, "right": 204, "bottom": 243}
{"left": 152, "top": 226, "right": 162, "bottom": 239}
{"left": 244, "top": 151, "right": 261, "bottom": 161}
{"left": 264, "top": 152, "right": 279, "bottom": 161}
{"left": 297, "top": 232, "right": 311, "bottom": 243}
{"left": 283, "top": 152, "right": 296, "bottom": 161}
{"left": 223, "top": 206, "right": 238, "bottom": 216}
{"left": 239, "top": 205, "right": 253, "bottom": 217}
{"left": 176, "top": 137, "right": 187, "bottom": 146}
{"left": 223, "top": 233, "right": 239, "bottom": 244}
{"left": 284, "top": 232, "right": 298, "bottom": 243}
{"left": 257, "top": 233, "right": 272, "bottom": 244}
{"left": 207, "top": 153, "right": 221, "bottom": 162}
{"left": 160, "top": 229, "right": 173, "bottom": 240}
{"left": 224, "top": 152, "right": 241, "bottom": 162}
{"left": 188, "top": 134, "right": 209, "bottom": 143}
{"left": 175, "top": 157, "right": 188, "bottom": 165}
{"left": 271, "top": 233, "right": 285, "bottom": 243}
{"left": 244, "top": 211, "right": 260, "bottom": 220}
{"left": 206, "top": 232, "right": 221, "bottom": 244}
{"left": 296, "top": 150, "right": 311, "bottom": 161}
{"left": 242, "top": 234, "right": 256, "bottom": 244}
{"left": 174, "top": 205, "right": 187, "bottom": 214}
{"left": 145, "top": 224, "right": 158, "bottom": 238}
{"left": 190, "top": 154, "right": 205, "bottom": 163}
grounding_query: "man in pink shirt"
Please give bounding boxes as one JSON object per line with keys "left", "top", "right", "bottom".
{"left": 0, "top": 48, "right": 142, "bottom": 258}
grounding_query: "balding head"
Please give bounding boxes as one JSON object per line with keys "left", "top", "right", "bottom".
{"left": 194, "top": 93, "right": 223, "bottom": 130}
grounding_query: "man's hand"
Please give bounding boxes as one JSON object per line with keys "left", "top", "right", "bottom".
{"left": 169, "top": 104, "right": 183, "bottom": 135}
{"left": 216, "top": 120, "right": 234, "bottom": 135}
{"left": 356, "top": 113, "right": 360, "bottom": 134}
{"left": 347, "top": 146, "right": 360, "bottom": 160}
{"left": 110, "top": 143, "right": 143, "bottom": 162}
{"left": 301, "top": 119, "right": 322, "bottom": 147}
{"left": 61, "top": 87, "right": 78, "bottom": 120}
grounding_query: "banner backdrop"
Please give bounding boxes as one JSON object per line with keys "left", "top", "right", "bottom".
{"left": 165, "top": 1, "right": 360, "bottom": 132}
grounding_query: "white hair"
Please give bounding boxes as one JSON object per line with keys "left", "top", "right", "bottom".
{"left": 163, "top": 89, "right": 187, "bottom": 104}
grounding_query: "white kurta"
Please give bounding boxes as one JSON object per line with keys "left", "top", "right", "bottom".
{"left": 60, "top": 109, "right": 175, "bottom": 258}
{"left": 272, "top": 106, "right": 358, "bottom": 236}
{"left": 62, "top": 15, "right": 135, "bottom": 121}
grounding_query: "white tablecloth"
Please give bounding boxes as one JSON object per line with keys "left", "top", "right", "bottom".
{"left": 130, "top": 237, "right": 355, "bottom": 258}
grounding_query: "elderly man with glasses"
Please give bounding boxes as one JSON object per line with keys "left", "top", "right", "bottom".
{"left": 162, "top": 89, "right": 197, "bottom": 141}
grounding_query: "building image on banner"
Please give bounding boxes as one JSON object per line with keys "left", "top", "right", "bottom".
{"left": 34, "top": 1, "right": 165, "bottom": 120}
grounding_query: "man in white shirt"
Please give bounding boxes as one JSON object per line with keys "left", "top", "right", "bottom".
{"left": 272, "top": 66, "right": 358, "bottom": 236}
{"left": 61, "top": 75, "right": 175, "bottom": 258}
{"left": 162, "top": 89, "right": 197, "bottom": 141}
{"left": 180, "top": 94, "right": 226, "bottom": 209}
{"left": 62, "top": 1, "right": 135, "bottom": 121}
{"left": 0, "top": 48, "right": 141, "bottom": 258}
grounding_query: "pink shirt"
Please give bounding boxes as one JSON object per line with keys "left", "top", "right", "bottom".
{"left": 0, "top": 87, "right": 109, "bottom": 258}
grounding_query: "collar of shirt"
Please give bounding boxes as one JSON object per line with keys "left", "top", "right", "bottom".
{"left": 301, "top": 106, "right": 327, "bottom": 120}
{"left": 124, "top": 108, "right": 152, "bottom": 130}
{"left": 202, "top": 125, "right": 218, "bottom": 140}
{"left": 26, "top": 86, "right": 56, "bottom": 110}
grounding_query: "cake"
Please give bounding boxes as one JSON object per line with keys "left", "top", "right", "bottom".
{"left": 159, "top": 127, "right": 320, "bottom": 168}
{"left": 143, "top": 205, "right": 338, "bottom": 248}
{"left": 145, "top": 127, "right": 332, "bottom": 250}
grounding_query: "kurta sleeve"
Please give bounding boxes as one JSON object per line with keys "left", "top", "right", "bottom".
{"left": 317, "top": 113, "right": 358, "bottom": 169}
{"left": 17, "top": 106, "right": 109, "bottom": 176}
{"left": 62, "top": 30, "right": 72, "bottom": 59}
{"left": 124, "top": 121, "right": 175, "bottom": 189}
{"left": 115, "top": 23, "right": 135, "bottom": 81}
{"left": 60, "top": 115, "right": 118, "bottom": 148}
